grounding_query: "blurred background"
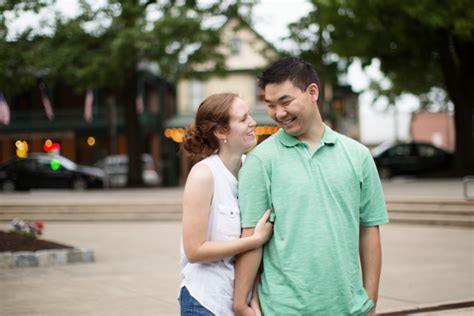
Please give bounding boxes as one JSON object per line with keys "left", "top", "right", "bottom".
{"left": 0, "top": 0, "right": 473, "bottom": 191}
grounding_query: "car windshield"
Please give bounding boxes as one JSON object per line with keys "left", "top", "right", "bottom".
{"left": 102, "top": 155, "right": 155, "bottom": 173}
{"left": 51, "top": 155, "right": 77, "bottom": 170}
{"left": 371, "top": 141, "right": 398, "bottom": 157}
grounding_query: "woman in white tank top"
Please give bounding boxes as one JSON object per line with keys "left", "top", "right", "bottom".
{"left": 179, "top": 93, "right": 273, "bottom": 315}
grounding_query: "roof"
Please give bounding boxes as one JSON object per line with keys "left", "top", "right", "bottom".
{"left": 164, "top": 111, "right": 276, "bottom": 128}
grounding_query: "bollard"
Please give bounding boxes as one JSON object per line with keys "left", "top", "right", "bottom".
{"left": 463, "top": 176, "right": 474, "bottom": 201}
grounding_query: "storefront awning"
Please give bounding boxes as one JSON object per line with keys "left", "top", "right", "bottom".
{"left": 164, "top": 111, "right": 276, "bottom": 128}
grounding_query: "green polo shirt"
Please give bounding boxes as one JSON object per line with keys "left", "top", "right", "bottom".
{"left": 238, "top": 125, "right": 388, "bottom": 315}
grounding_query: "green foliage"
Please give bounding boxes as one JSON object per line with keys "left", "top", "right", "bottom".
{"left": 291, "top": 1, "right": 474, "bottom": 173}
{"left": 0, "top": 0, "right": 254, "bottom": 95}
{"left": 0, "top": 0, "right": 257, "bottom": 186}
{"left": 290, "top": 0, "right": 474, "bottom": 102}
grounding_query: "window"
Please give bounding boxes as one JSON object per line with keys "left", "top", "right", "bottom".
{"left": 418, "top": 145, "right": 438, "bottom": 158}
{"left": 188, "top": 80, "right": 203, "bottom": 111}
{"left": 255, "top": 79, "right": 266, "bottom": 108}
{"left": 230, "top": 37, "right": 241, "bottom": 55}
{"left": 386, "top": 145, "right": 411, "bottom": 158}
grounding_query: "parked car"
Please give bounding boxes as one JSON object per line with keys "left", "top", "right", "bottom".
{"left": 371, "top": 141, "right": 453, "bottom": 178}
{"left": 0, "top": 153, "right": 105, "bottom": 191}
{"left": 94, "top": 154, "right": 161, "bottom": 188}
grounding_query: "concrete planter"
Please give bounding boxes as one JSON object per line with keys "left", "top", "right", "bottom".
{"left": 0, "top": 248, "right": 94, "bottom": 269}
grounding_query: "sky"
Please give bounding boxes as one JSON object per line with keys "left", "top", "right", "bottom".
{"left": 5, "top": 0, "right": 418, "bottom": 144}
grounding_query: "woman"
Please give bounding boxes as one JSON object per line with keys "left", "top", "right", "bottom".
{"left": 179, "top": 93, "right": 272, "bottom": 315}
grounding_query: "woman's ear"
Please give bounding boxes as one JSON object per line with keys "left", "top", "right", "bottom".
{"left": 308, "top": 83, "right": 319, "bottom": 103}
{"left": 213, "top": 128, "right": 227, "bottom": 142}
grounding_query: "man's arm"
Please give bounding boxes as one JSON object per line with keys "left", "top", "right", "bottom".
{"left": 359, "top": 225, "right": 382, "bottom": 310}
{"left": 234, "top": 227, "right": 263, "bottom": 316}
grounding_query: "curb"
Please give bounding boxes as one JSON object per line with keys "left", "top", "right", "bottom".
{"left": 0, "top": 248, "right": 94, "bottom": 269}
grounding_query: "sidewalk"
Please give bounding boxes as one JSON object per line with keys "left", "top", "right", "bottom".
{"left": 0, "top": 221, "right": 472, "bottom": 315}
{"left": 1, "top": 179, "right": 473, "bottom": 226}
{"left": 0, "top": 179, "right": 473, "bottom": 315}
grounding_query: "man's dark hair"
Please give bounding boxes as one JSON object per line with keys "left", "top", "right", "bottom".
{"left": 258, "top": 57, "right": 321, "bottom": 99}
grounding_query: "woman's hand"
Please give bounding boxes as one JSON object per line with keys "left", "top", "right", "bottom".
{"left": 252, "top": 209, "right": 273, "bottom": 246}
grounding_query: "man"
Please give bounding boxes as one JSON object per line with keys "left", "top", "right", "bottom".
{"left": 234, "top": 58, "right": 388, "bottom": 315}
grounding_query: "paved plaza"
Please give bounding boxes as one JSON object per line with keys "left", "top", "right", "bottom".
{"left": 0, "top": 221, "right": 473, "bottom": 315}
{"left": 0, "top": 179, "right": 473, "bottom": 315}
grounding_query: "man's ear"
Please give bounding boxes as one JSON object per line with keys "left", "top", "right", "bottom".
{"left": 308, "top": 83, "right": 319, "bottom": 103}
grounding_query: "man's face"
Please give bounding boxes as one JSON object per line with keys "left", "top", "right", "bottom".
{"left": 264, "top": 80, "right": 319, "bottom": 138}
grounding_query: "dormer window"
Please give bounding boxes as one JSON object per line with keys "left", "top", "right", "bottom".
{"left": 230, "top": 37, "right": 241, "bottom": 55}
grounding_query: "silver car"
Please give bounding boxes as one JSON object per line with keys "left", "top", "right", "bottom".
{"left": 95, "top": 154, "right": 161, "bottom": 188}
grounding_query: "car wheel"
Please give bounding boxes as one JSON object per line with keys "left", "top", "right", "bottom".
{"left": 1, "top": 180, "right": 15, "bottom": 192}
{"left": 379, "top": 167, "right": 392, "bottom": 179}
{"left": 72, "top": 178, "right": 87, "bottom": 191}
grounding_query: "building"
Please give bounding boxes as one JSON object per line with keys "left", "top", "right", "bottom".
{"left": 0, "top": 71, "right": 177, "bottom": 185}
{"left": 164, "top": 17, "right": 279, "bottom": 184}
{"left": 323, "top": 85, "right": 360, "bottom": 141}
{"left": 410, "top": 111, "right": 455, "bottom": 152}
{"left": 163, "top": 17, "right": 362, "bottom": 184}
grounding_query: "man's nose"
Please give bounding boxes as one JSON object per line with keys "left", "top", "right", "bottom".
{"left": 275, "top": 106, "right": 287, "bottom": 119}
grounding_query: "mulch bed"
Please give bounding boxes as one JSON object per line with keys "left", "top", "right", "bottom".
{"left": 0, "top": 231, "right": 73, "bottom": 252}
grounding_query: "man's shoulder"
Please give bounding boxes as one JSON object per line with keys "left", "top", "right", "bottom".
{"left": 334, "top": 131, "right": 370, "bottom": 156}
{"left": 248, "top": 134, "right": 280, "bottom": 158}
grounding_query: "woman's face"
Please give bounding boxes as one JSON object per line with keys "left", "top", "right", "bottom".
{"left": 225, "top": 97, "right": 257, "bottom": 153}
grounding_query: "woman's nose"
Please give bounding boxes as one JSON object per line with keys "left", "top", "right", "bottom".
{"left": 249, "top": 115, "right": 256, "bottom": 127}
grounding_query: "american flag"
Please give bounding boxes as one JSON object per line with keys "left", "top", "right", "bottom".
{"left": 136, "top": 95, "right": 144, "bottom": 114}
{"left": 84, "top": 90, "right": 93, "bottom": 122}
{"left": 0, "top": 93, "right": 10, "bottom": 125}
{"left": 40, "top": 85, "right": 54, "bottom": 120}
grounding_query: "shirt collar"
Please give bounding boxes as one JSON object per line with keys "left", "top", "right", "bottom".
{"left": 276, "top": 123, "right": 338, "bottom": 148}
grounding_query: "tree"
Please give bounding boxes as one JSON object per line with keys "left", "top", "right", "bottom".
{"left": 289, "top": 0, "right": 474, "bottom": 175}
{"left": 0, "top": 0, "right": 253, "bottom": 186}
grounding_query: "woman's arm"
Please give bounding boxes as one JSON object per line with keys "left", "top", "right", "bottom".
{"left": 182, "top": 164, "right": 272, "bottom": 263}
{"left": 249, "top": 274, "right": 262, "bottom": 316}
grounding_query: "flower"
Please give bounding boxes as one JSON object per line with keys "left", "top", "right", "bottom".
{"left": 9, "top": 218, "right": 44, "bottom": 238}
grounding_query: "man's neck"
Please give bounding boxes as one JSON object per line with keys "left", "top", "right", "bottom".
{"left": 298, "top": 121, "right": 325, "bottom": 152}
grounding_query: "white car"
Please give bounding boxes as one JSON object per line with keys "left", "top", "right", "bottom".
{"left": 95, "top": 154, "right": 161, "bottom": 188}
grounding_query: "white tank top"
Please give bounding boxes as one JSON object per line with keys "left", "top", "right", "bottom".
{"left": 179, "top": 154, "right": 240, "bottom": 315}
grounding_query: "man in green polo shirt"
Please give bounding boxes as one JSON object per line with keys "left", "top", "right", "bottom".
{"left": 234, "top": 58, "right": 388, "bottom": 315}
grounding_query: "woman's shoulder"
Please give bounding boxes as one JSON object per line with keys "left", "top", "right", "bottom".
{"left": 189, "top": 161, "right": 213, "bottom": 182}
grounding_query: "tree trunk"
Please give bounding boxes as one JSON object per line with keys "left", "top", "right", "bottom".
{"left": 438, "top": 33, "right": 474, "bottom": 176}
{"left": 123, "top": 68, "right": 144, "bottom": 187}
{"left": 452, "top": 99, "right": 474, "bottom": 175}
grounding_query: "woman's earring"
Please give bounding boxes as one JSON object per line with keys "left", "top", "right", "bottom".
{"left": 224, "top": 139, "right": 227, "bottom": 144}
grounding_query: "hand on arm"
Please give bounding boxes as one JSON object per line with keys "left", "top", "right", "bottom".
{"left": 182, "top": 164, "right": 272, "bottom": 263}
{"left": 359, "top": 226, "right": 382, "bottom": 311}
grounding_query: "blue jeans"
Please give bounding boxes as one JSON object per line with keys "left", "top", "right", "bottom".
{"left": 179, "top": 286, "right": 214, "bottom": 316}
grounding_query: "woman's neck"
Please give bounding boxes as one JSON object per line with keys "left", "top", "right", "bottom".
{"left": 217, "top": 149, "right": 242, "bottom": 178}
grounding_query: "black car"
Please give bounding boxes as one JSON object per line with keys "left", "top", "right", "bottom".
{"left": 371, "top": 141, "right": 453, "bottom": 178}
{"left": 0, "top": 153, "right": 105, "bottom": 191}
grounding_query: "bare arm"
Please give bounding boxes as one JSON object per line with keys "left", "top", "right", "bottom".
{"left": 249, "top": 274, "right": 262, "bottom": 316}
{"left": 234, "top": 227, "right": 263, "bottom": 316}
{"left": 359, "top": 225, "right": 382, "bottom": 310}
{"left": 182, "top": 164, "right": 272, "bottom": 263}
